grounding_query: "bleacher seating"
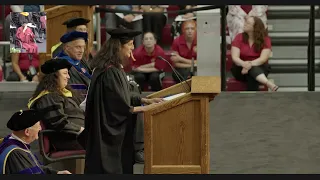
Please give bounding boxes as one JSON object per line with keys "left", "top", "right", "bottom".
{"left": 161, "top": 24, "right": 173, "bottom": 46}
{"left": 225, "top": 51, "right": 268, "bottom": 91}
{"left": 161, "top": 75, "right": 176, "bottom": 89}
{"left": 167, "top": 5, "right": 179, "bottom": 19}
{"left": 94, "top": 5, "right": 270, "bottom": 92}
{"left": 226, "top": 50, "right": 232, "bottom": 72}
{"left": 226, "top": 78, "right": 268, "bottom": 91}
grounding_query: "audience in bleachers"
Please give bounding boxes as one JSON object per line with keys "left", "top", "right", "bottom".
{"left": 10, "top": 5, "right": 44, "bottom": 12}
{"left": 227, "top": 5, "right": 268, "bottom": 41}
{"left": 170, "top": 20, "right": 197, "bottom": 83}
{"left": 0, "top": 4, "right": 274, "bottom": 92}
{"left": 6, "top": 53, "right": 39, "bottom": 82}
{"left": 171, "top": 5, "right": 197, "bottom": 39}
{"left": 129, "top": 32, "right": 167, "bottom": 91}
{"left": 105, "top": 5, "right": 143, "bottom": 47}
{"left": 27, "top": 58, "right": 85, "bottom": 151}
{"left": 141, "top": 5, "right": 169, "bottom": 44}
{"left": 230, "top": 16, "right": 278, "bottom": 91}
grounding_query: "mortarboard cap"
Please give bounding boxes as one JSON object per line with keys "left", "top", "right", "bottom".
{"left": 106, "top": 28, "right": 142, "bottom": 43}
{"left": 60, "top": 31, "right": 88, "bottom": 44}
{"left": 62, "top": 17, "right": 90, "bottom": 28}
{"left": 41, "top": 58, "right": 72, "bottom": 74}
{"left": 7, "top": 110, "right": 44, "bottom": 131}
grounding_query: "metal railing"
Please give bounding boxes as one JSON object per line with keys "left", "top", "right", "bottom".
{"left": 95, "top": 5, "right": 101, "bottom": 50}
{"left": 1, "top": 5, "right": 9, "bottom": 80}
{"left": 308, "top": 5, "right": 316, "bottom": 91}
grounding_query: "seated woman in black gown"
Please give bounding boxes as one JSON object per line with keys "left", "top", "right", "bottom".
{"left": 28, "top": 58, "right": 85, "bottom": 151}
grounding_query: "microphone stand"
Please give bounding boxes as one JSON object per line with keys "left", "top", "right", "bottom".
{"left": 157, "top": 56, "right": 191, "bottom": 92}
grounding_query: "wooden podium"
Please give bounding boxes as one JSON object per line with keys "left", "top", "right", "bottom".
{"left": 38, "top": 5, "right": 94, "bottom": 66}
{"left": 143, "top": 76, "right": 221, "bottom": 174}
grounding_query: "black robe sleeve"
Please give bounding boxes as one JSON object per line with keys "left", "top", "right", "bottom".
{"left": 103, "top": 67, "right": 133, "bottom": 126}
{"left": 35, "top": 93, "right": 82, "bottom": 132}
{"left": 5, "top": 150, "right": 32, "bottom": 174}
{"left": 130, "top": 93, "right": 142, "bottom": 107}
{"left": 128, "top": 80, "right": 142, "bottom": 106}
{"left": 5, "top": 149, "right": 58, "bottom": 174}
{"left": 41, "top": 166, "right": 58, "bottom": 174}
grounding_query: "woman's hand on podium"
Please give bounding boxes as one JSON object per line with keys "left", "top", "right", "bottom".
{"left": 142, "top": 103, "right": 161, "bottom": 111}
{"left": 133, "top": 100, "right": 164, "bottom": 113}
{"left": 141, "top": 98, "right": 164, "bottom": 105}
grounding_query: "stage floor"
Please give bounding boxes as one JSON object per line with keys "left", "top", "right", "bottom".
{"left": 1, "top": 91, "right": 320, "bottom": 173}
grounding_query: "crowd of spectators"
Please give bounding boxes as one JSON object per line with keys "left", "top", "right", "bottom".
{"left": 0, "top": 5, "right": 277, "bottom": 92}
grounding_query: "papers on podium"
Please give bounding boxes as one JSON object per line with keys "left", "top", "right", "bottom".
{"left": 163, "top": 93, "right": 186, "bottom": 101}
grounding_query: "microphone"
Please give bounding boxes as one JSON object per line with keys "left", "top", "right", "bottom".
{"left": 157, "top": 56, "right": 191, "bottom": 92}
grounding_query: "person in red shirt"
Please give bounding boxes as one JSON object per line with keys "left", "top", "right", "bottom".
{"left": 6, "top": 53, "right": 39, "bottom": 82}
{"left": 231, "top": 16, "right": 278, "bottom": 91}
{"left": 170, "top": 20, "right": 197, "bottom": 83}
{"left": 130, "top": 32, "right": 167, "bottom": 91}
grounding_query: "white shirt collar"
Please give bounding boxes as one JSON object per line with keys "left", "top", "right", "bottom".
{"left": 10, "top": 133, "right": 28, "bottom": 145}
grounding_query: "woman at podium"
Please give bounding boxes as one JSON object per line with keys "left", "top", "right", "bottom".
{"left": 82, "top": 27, "right": 163, "bottom": 174}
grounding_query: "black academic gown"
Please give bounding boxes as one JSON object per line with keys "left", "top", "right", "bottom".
{"left": 55, "top": 50, "right": 92, "bottom": 96}
{"left": 82, "top": 65, "right": 141, "bottom": 174}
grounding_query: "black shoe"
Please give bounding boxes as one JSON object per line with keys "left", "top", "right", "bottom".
{"left": 135, "top": 150, "right": 144, "bottom": 164}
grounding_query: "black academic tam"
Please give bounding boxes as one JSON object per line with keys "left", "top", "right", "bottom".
{"left": 7, "top": 110, "right": 43, "bottom": 131}
{"left": 41, "top": 58, "right": 72, "bottom": 74}
{"left": 106, "top": 28, "right": 142, "bottom": 42}
{"left": 62, "top": 17, "right": 90, "bottom": 28}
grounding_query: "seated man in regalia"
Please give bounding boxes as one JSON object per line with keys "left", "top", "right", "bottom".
{"left": 0, "top": 109, "right": 71, "bottom": 174}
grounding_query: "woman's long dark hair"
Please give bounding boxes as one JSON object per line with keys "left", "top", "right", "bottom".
{"left": 30, "top": 73, "right": 81, "bottom": 104}
{"left": 243, "top": 16, "right": 268, "bottom": 53}
{"left": 89, "top": 37, "right": 132, "bottom": 70}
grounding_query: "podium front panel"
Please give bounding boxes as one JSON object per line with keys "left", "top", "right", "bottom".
{"left": 144, "top": 96, "right": 210, "bottom": 174}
